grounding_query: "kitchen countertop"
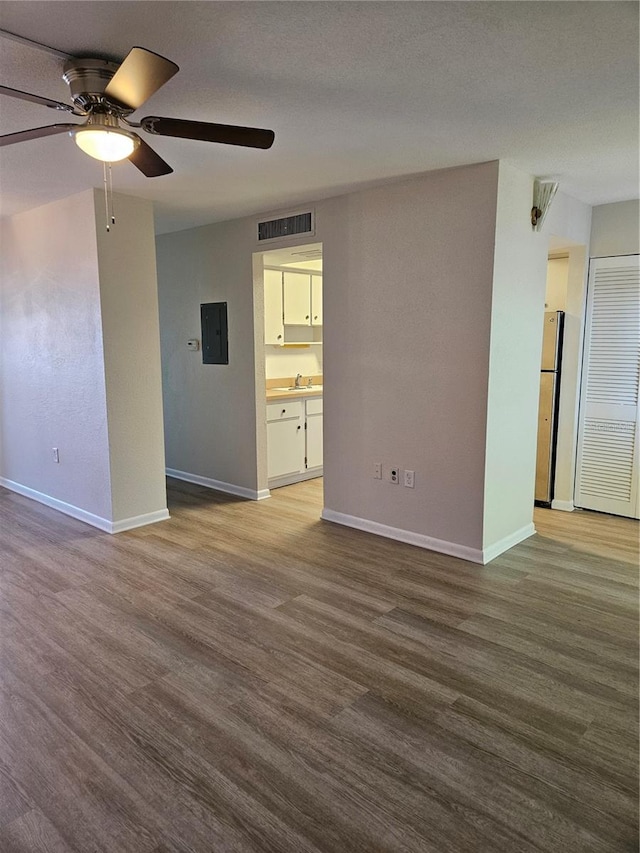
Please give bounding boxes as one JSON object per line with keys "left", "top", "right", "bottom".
{"left": 266, "top": 386, "right": 323, "bottom": 402}
{"left": 266, "top": 374, "right": 323, "bottom": 402}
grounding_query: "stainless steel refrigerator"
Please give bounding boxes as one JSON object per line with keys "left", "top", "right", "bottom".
{"left": 535, "top": 310, "right": 564, "bottom": 505}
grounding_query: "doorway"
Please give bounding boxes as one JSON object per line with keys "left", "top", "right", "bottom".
{"left": 253, "top": 242, "right": 324, "bottom": 504}
{"left": 535, "top": 241, "right": 589, "bottom": 513}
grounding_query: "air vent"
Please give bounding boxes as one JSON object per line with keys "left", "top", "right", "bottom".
{"left": 257, "top": 210, "right": 314, "bottom": 243}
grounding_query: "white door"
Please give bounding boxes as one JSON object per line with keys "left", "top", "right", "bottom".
{"left": 283, "top": 272, "right": 311, "bottom": 325}
{"left": 575, "top": 255, "right": 640, "bottom": 518}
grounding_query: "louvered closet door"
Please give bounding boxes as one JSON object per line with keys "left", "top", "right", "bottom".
{"left": 575, "top": 255, "right": 640, "bottom": 518}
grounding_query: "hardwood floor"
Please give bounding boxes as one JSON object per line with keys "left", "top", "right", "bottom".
{"left": 1, "top": 478, "right": 638, "bottom": 853}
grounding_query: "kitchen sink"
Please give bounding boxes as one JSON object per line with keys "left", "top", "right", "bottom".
{"left": 272, "top": 385, "right": 322, "bottom": 392}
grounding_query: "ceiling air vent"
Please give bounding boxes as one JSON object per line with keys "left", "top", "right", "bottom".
{"left": 257, "top": 210, "right": 314, "bottom": 243}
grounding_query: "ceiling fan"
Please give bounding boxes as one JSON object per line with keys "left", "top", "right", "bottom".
{"left": 0, "top": 46, "right": 275, "bottom": 176}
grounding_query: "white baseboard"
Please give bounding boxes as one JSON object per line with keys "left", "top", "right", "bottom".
{"left": 166, "top": 468, "right": 270, "bottom": 501}
{"left": 321, "top": 509, "right": 536, "bottom": 565}
{"left": 110, "top": 509, "right": 170, "bottom": 533}
{"left": 550, "top": 499, "right": 574, "bottom": 512}
{"left": 268, "top": 468, "right": 323, "bottom": 490}
{"left": 0, "top": 477, "right": 169, "bottom": 534}
{"left": 481, "top": 523, "right": 536, "bottom": 564}
{"left": 320, "top": 508, "right": 485, "bottom": 564}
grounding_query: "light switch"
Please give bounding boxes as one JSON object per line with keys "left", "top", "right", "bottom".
{"left": 187, "top": 339, "right": 200, "bottom": 351}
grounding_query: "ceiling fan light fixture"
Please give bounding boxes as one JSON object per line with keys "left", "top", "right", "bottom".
{"left": 72, "top": 126, "right": 138, "bottom": 162}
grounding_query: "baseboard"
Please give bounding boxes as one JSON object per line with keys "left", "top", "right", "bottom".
{"left": 482, "top": 522, "right": 536, "bottom": 564}
{"left": 320, "top": 508, "right": 485, "bottom": 564}
{"left": 268, "top": 468, "right": 323, "bottom": 490}
{"left": 110, "top": 509, "right": 170, "bottom": 533}
{"left": 550, "top": 499, "right": 574, "bottom": 512}
{"left": 0, "top": 477, "right": 170, "bottom": 534}
{"left": 166, "top": 468, "right": 270, "bottom": 501}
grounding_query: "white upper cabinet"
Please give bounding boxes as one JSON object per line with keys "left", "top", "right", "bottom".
{"left": 311, "top": 274, "right": 323, "bottom": 326}
{"left": 283, "top": 271, "right": 312, "bottom": 325}
{"left": 264, "top": 267, "right": 323, "bottom": 345}
{"left": 264, "top": 269, "right": 284, "bottom": 345}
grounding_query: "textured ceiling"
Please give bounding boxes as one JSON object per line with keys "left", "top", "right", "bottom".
{"left": 0, "top": 1, "right": 638, "bottom": 234}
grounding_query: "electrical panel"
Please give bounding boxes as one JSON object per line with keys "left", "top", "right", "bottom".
{"left": 200, "top": 302, "right": 229, "bottom": 365}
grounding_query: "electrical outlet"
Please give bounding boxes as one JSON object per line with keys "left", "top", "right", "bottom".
{"left": 52, "top": 447, "right": 59, "bottom": 463}
{"left": 404, "top": 469, "right": 415, "bottom": 488}
{"left": 373, "top": 462, "right": 382, "bottom": 479}
{"left": 390, "top": 467, "right": 399, "bottom": 484}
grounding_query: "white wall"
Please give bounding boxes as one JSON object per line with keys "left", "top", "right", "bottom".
{"left": 0, "top": 190, "right": 113, "bottom": 520}
{"left": 264, "top": 347, "right": 323, "bottom": 379}
{"left": 590, "top": 200, "right": 640, "bottom": 258}
{"left": 0, "top": 189, "right": 168, "bottom": 531}
{"left": 483, "top": 162, "right": 548, "bottom": 553}
{"left": 545, "top": 257, "right": 569, "bottom": 311}
{"left": 93, "top": 191, "right": 168, "bottom": 524}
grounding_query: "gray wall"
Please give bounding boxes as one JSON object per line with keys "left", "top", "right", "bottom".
{"left": 321, "top": 164, "right": 499, "bottom": 552}
{"left": 590, "top": 200, "right": 640, "bottom": 257}
{"left": 156, "top": 216, "right": 261, "bottom": 492}
{"left": 0, "top": 189, "right": 168, "bottom": 530}
{"left": 0, "top": 190, "right": 113, "bottom": 519}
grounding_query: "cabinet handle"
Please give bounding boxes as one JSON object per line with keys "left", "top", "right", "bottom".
{"left": 282, "top": 409, "right": 286, "bottom": 414}
{"left": 314, "top": 315, "right": 318, "bottom": 320}
{"left": 305, "top": 315, "right": 309, "bottom": 320}
{"left": 297, "top": 425, "right": 301, "bottom": 430}
{"left": 277, "top": 334, "right": 282, "bottom": 340}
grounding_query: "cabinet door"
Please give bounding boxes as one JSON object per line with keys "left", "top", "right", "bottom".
{"left": 264, "top": 269, "right": 284, "bottom": 345}
{"left": 283, "top": 272, "right": 311, "bottom": 325}
{"left": 311, "top": 274, "right": 322, "bottom": 326}
{"left": 305, "top": 404, "right": 323, "bottom": 470}
{"left": 267, "top": 415, "right": 304, "bottom": 478}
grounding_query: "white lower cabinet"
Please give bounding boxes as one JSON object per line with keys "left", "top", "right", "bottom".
{"left": 266, "top": 401, "right": 304, "bottom": 479}
{"left": 267, "top": 396, "right": 323, "bottom": 487}
{"left": 305, "top": 397, "right": 323, "bottom": 471}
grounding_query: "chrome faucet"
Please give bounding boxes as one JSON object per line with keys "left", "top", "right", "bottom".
{"left": 294, "top": 373, "right": 303, "bottom": 388}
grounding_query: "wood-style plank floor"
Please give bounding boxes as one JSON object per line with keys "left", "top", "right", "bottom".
{"left": 1, "top": 478, "right": 638, "bottom": 853}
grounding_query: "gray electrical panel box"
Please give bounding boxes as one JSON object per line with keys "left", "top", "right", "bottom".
{"left": 200, "top": 302, "right": 229, "bottom": 364}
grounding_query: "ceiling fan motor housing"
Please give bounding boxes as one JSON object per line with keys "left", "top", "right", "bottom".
{"left": 62, "top": 58, "right": 120, "bottom": 112}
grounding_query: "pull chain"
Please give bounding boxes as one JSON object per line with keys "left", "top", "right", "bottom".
{"left": 102, "top": 162, "right": 116, "bottom": 232}
{"left": 108, "top": 162, "right": 115, "bottom": 226}
{"left": 103, "top": 161, "right": 110, "bottom": 232}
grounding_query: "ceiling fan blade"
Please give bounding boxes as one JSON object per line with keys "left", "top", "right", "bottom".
{"left": 0, "top": 124, "right": 78, "bottom": 147}
{"left": 128, "top": 135, "right": 173, "bottom": 177}
{"left": 141, "top": 116, "right": 275, "bottom": 149}
{"left": 0, "top": 84, "right": 81, "bottom": 114}
{"left": 104, "top": 47, "right": 179, "bottom": 110}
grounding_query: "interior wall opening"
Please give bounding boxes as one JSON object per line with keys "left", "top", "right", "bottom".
{"left": 253, "top": 242, "right": 324, "bottom": 508}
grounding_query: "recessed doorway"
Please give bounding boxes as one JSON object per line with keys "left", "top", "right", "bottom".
{"left": 253, "top": 242, "right": 324, "bottom": 506}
